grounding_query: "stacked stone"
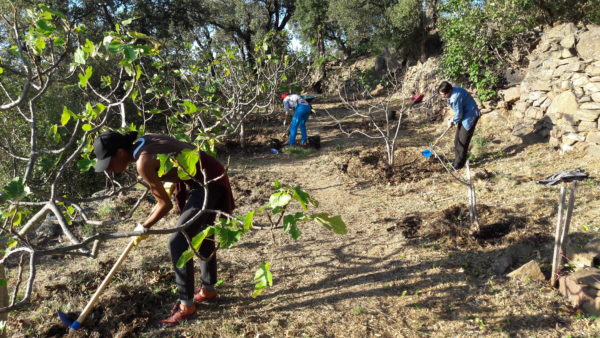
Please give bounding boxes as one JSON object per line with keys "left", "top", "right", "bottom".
{"left": 559, "top": 268, "right": 600, "bottom": 316}
{"left": 507, "top": 23, "right": 600, "bottom": 153}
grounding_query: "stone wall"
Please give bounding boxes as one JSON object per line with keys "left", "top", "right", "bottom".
{"left": 504, "top": 23, "right": 600, "bottom": 154}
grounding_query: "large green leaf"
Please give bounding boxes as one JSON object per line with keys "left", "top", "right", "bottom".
{"left": 32, "top": 37, "right": 46, "bottom": 56}
{"left": 60, "top": 108, "right": 71, "bottom": 126}
{"left": 82, "top": 39, "right": 95, "bottom": 55}
{"left": 182, "top": 100, "right": 198, "bottom": 114}
{"left": 176, "top": 226, "right": 215, "bottom": 268}
{"left": 156, "top": 153, "right": 174, "bottom": 177}
{"left": 78, "top": 66, "right": 93, "bottom": 88}
{"left": 74, "top": 49, "right": 86, "bottom": 65}
{"left": 282, "top": 213, "right": 302, "bottom": 240}
{"left": 216, "top": 226, "right": 243, "bottom": 248}
{"left": 310, "top": 213, "right": 348, "bottom": 234}
{"left": 123, "top": 44, "right": 138, "bottom": 62}
{"left": 12, "top": 212, "right": 22, "bottom": 226}
{"left": 36, "top": 19, "right": 55, "bottom": 36}
{"left": 252, "top": 262, "right": 273, "bottom": 298}
{"left": 2, "top": 177, "right": 30, "bottom": 200}
{"left": 243, "top": 211, "right": 255, "bottom": 232}
{"left": 291, "top": 186, "right": 318, "bottom": 211}
{"left": 175, "top": 149, "right": 199, "bottom": 180}
{"left": 106, "top": 40, "right": 123, "bottom": 53}
{"left": 122, "top": 18, "right": 134, "bottom": 26}
{"left": 52, "top": 36, "right": 66, "bottom": 47}
{"left": 50, "top": 124, "right": 61, "bottom": 142}
{"left": 127, "top": 31, "right": 148, "bottom": 39}
{"left": 38, "top": 4, "right": 65, "bottom": 18}
{"left": 76, "top": 158, "right": 96, "bottom": 173}
{"left": 269, "top": 191, "right": 292, "bottom": 208}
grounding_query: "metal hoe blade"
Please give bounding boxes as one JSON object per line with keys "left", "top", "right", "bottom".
{"left": 57, "top": 310, "right": 81, "bottom": 330}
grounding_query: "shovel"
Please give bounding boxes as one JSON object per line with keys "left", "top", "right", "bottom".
{"left": 421, "top": 125, "right": 451, "bottom": 159}
{"left": 57, "top": 238, "right": 137, "bottom": 331}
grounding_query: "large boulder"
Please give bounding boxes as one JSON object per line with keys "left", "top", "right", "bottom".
{"left": 585, "top": 82, "right": 600, "bottom": 93}
{"left": 580, "top": 102, "right": 600, "bottom": 110}
{"left": 587, "top": 132, "right": 600, "bottom": 144}
{"left": 501, "top": 86, "right": 521, "bottom": 103}
{"left": 546, "top": 91, "right": 578, "bottom": 120}
{"left": 576, "top": 110, "right": 600, "bottom": 122}
{"left": 546, "top": 23, "right": 577, "bottom": 39}
{"left": 507, "top": 260, "right": 545, "bottom": 281}
{"left": 560, "top": 34, "right": 576, "bottom": 49}
{"left": 576, "top": 26, "right": 600, "bottom": 60}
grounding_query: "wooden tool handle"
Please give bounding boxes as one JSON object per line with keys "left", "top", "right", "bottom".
{"left": 70, "top": 239, "right": 137, "bottom": 330}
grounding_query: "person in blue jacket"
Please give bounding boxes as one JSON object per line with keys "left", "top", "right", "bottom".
{"left": 437, "top": 81, "right": 480, "bottom": 170}
{"left": 281, "top": 93, "right": 311, "bottom": 146}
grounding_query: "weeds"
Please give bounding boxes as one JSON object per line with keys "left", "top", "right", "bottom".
{"left": 80, "top": 222, "right": 96, "bottom": 237}
{"left": 352, "top": 306, "right": 365, "bottom": 315}
{"left": 474, "top": 317, "right": 486, "bottom": 328}
{"left": 283, "top": 146, "right": 316, "bottom": 158}
{"left": 467, "top": 133, "right": 489, "bottom": 162}
{"left": 575, "top": 313, "right": 598, "bottom": 321}
{"left": 95, "top": 202, "right": 114, "bottom": 219}
{"left": 580, "top": 224, "right": 600, "bottom": 232}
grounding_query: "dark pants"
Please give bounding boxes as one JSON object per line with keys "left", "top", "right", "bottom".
{"left": 453, "top": 117, "right": 479, "bottom": 170}
{"left": 169, "top": 185, "right": 226, "bottom": 301}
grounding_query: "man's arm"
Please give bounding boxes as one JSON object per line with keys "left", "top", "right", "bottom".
{"left": 136, "top": 153, "right": 173, "bottom": 228}
{"left": 450, "top": 93, "right": 465, "bottom": 124}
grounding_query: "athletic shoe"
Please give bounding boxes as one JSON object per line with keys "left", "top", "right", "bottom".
{"left": 194, "top": 287, "right": 217, "bottom": 303}
{"left": 158, "top": 302, "right": 196, "bottom": 328}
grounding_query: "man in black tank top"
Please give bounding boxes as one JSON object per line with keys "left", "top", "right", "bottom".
{"left": 94, "top": 131, "right": 235, "bottom": 327}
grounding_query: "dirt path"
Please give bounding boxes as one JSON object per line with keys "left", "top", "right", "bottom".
{"left": 13, "top": 101, "right": 600, "bottom": 337}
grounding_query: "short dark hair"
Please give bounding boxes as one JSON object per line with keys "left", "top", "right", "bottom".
{"left": 437, "top": 81, "right": 453, "bottom": 94}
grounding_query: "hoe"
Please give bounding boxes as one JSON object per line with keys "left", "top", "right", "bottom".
{"left": 57, "top": 237, "right": 137, "bottom": 331}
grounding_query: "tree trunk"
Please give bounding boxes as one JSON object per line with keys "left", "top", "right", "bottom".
{"left": 239, "top": 122, "right": 245, "bottom": 149}
{"left": 0, "top": 243, "right": 7, "bottom": 338}
{"left": 311, "top": 27, "right": 327, "bottom": 93}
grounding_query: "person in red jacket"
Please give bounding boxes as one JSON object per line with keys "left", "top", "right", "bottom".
{"left": 93, "top": 131, "right": 235, "bottom": 327}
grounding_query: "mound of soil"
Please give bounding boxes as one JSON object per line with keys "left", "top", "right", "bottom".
{"left": 336, "top": 148, "right": 444, "bottom": 183}
{"left": 221, "top": 129, "right": 286, "bottom": 154}
{"left": 394, "top": 204, "right": 528, "bottom": 249}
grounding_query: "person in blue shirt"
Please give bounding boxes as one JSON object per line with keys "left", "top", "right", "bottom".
{"left": 282, "top": 93, "right": 311, "bottom": 146}
{"left": 437, "top": 81, "right": 480, "bottom": 170}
